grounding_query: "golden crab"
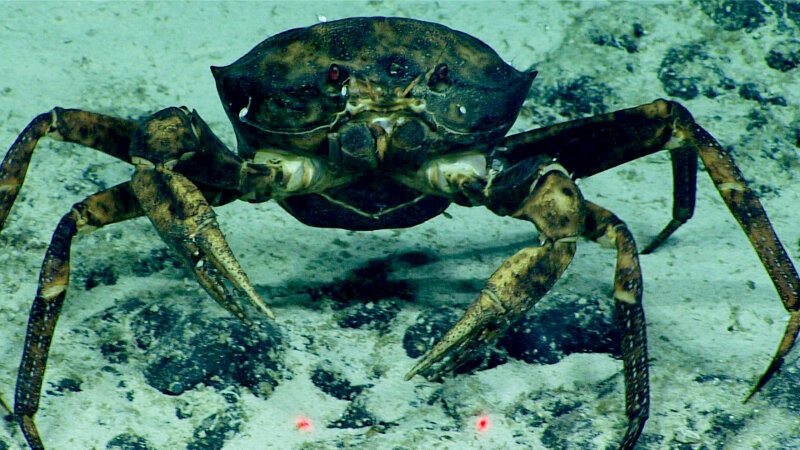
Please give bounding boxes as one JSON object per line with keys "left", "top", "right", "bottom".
{"left": 1, "top": 17, "right": 798, "bottom": 450}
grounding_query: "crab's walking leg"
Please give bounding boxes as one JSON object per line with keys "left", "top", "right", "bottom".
{"left": 13, "top": 183, "right": 143, "bottom": 450}
{"left": 583, "top": 201, "right": 648, "bottom": 450}
{"left": 0, "top": 108, "right": 138, "bottom": 229}
{"left": 668, "top": 110, "right": 800, "bottom": 399}
{"left": 639, "top": 146, "right": 696, "bottom": 254}
{"left": 501, "top": 99, "right": 800, "bottom": 396}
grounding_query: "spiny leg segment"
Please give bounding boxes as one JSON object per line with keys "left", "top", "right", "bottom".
{"left": 0, "top": 108, "right": 138, "bottom": 229}
{"left": 0, "top": 109, "right": 142, "bottom": 449}
{"left": 14, "top": 183, "right": 143, "bottom": 450}
{"left": 583, "top": 201, "right": 648, "bottom": 450}
{"left": 130, "top": 165, "right": 273, "bottom": 323}
{"left": 404, "top": 241, "right": 577, "bottom": 380}
{"left": 668, "top": 105, "right": 800, "bottom": 399}
{"left": 405, "top": 170, "right": 584, "bottom": 380}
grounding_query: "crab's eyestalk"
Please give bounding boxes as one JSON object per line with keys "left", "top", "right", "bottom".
{"left": 427, "top": 63, "right": 451, "bottom": 92}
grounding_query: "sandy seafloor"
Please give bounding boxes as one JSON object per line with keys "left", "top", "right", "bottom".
{"left": 1, "top": 1, "right": 800, "bottom": 449}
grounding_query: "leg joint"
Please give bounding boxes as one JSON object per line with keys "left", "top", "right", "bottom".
{"left": 514, "top": 170, "right": 586, "bottom": 242}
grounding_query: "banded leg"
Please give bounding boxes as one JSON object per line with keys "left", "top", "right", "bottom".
{"left": 583, "top": 201, "right": 648, "bottom": 450}
{"left": 500, "top": 99, "right": 800, "bottom": 396}
{"left": 668, "top": 107, "right": 800, "bottom": 399}
{"left": 0, "top": 108, "right": 138, "bottom": 229}
{"left": 14, "top": 183, "right": 143, "bottom": 450}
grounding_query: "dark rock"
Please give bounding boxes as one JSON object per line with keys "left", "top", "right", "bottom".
{"left": 186, "top": 407, "right": 241, "bottom": 450}
{"left": 84, "top": 265, "right": 118, "bottom": 290}
{"left": 696, "top": 0, "right": 766, "bottom": 31}
{"left": 403, "top": 307, "right": 461, "bottom": 359}
{"left": 175, "top": 403, "right": 193, "bottom": 420}
{"left": 706, "top": 410, "right": 746, "bottom": 449}
{"left": 763, "top": 0, "right": 800, "bottom": 27}
{"left": 139, "top": 315, "right": 281, "bottom": 396}
{"left": 765, "top": 39, "right": 800, "bottom": 72}
{"left": 328, "top": 400, "right": 376, "bottom": 429}
{"left": 777, "top": 433, "right": 800, "bottom": 450}
{"left": 45, "top": 377, "right": 82, "bottom": 397}
{"left": 497, "top": 293, "right": 620, "bottom": 365}
{"left": 658, "top": 43, "right": 735, "bottom": 100}
{"left": 335, "top": 300, "right": 400, "bottom": 332}
{"left": 659, "top": 44, "right": 703, "bottom": 100}
{"left": 738, "top": 82, "right": 763, "bottom": 102}
{"left": 791, "top": 2, "right": 800, "bottom": 25}
{"left": 100, "top": 339, "right": 129, "bottom": 364}
{"left": 403, "top": 292, "right": 619, "bottom": 378}
{"left": 310, "top": 366, "right": 367, "bottom": 401}
{"left": 90, "top": 296, "right": 283, "bottom": 397}
{"left": 738, "top": 83, "right": 787, "bottom": 106}
{"left": 541, "top": 75, "right": 611, "bottom": 119}
{"left": 636, "top": 432, "right": 666, "bottom": 448}
{"left": 105, "top": 433, "right": 155, "bottom": 450}
{"left": 539, "top": 403, "right": 593, "bottom": 449}
{"left": 762, "top": 357, "right": 800, "bottom": 413}
{"left": 589, "top": 28, "right": 638, "bottom": 53}
{"left": 402, "top": 307, "right": 507, "bottom": 376}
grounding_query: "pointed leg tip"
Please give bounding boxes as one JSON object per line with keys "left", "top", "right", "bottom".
{"left": 743, "top": 373, "right": 767, "bottom": 403}
{"left": 20, "top": 414, "right": 44, "bottom": 450}
{"left": 404, "top": 358, "right": 428, "bottom": 381}
{"left": 247, "top": 292, "right": 275, "bottom": 320}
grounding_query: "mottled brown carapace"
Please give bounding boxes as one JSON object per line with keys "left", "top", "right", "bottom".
{"left": 1, "top": 17, "right": 797, "bottom": 450}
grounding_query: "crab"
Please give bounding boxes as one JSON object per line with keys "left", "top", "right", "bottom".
{"left": 1, "top": 16, "right": 798, "bottom": 450}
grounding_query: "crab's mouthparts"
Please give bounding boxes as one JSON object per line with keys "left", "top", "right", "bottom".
{"left": 328, "top": 115, "right": 431, "bottom": 171}
{"left": 326, "top": 76, "right": 434, "bottom": 171}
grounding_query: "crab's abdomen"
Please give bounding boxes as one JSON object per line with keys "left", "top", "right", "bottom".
{"left": 278, "top": 178, "right": 450, "bottom": 230}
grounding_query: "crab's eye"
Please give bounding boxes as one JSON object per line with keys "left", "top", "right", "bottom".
{"left": 328, "top": 64, "right": 341, "bottom": 82}
{"left": 428, "top": 63, "right": 450, "bottom": 92}
{"left": 327, "top": 64, "right": 348, "bottom": 83}
{"left": 323, "top": 63, "right": 349, "bottom": 96}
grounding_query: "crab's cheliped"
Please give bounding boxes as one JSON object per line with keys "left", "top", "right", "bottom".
{"left": 1, "top": 16, "right": 798, "bottom": 450}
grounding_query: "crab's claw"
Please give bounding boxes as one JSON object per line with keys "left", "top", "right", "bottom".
{"left": 404, "top": 289, "right": 510, "bottom": 381}
{"left": 132, "top": 165, "right": 274, "bottom": 324}
{"left": 405, "top": 242, "right": 576, "bottom": 381}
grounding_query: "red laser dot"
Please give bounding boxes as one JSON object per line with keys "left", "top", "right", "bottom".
{"left": 475, "top": 414, "right": 490, "bottom": 434}
{"left": 295, "top": 415, "right": 313, "bottom": 432}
